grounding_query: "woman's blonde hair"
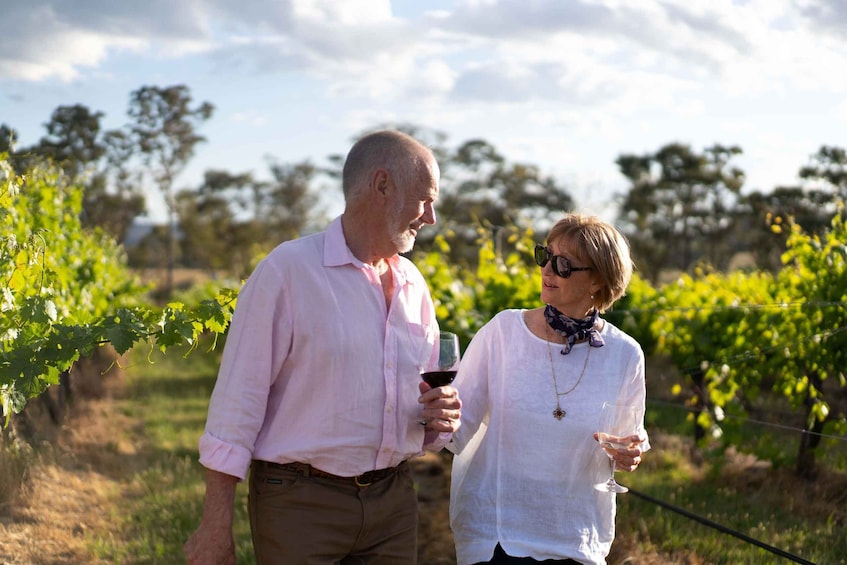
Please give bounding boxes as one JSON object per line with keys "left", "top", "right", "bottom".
{"left": 546, "top": 213, "right": 633, "bottom": 313}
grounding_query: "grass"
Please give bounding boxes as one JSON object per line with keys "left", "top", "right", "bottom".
{"left": 0, "top": 438, "right": 33, "bottom": 510}
{"left": 614, "top": 422, "right": 846, "bottom": 563}
{"left": 88, "top": 346, "right": 255, "bottom": 564}
{"left": 617, "top": 475, "right": 843, "bottom": 564}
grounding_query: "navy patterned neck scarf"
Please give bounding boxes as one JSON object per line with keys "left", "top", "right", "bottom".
{"left": 544, "top": 304, "right": 605, "bottom": 355}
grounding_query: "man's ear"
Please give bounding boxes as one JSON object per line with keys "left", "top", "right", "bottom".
{"left": 371, "top": 168, "right": 392, "bottom": 198}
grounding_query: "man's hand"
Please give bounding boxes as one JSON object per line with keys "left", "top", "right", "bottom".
{"left": 184, "top": 469, "right": 239, "bottom": 564}
{"left": 418, "top": 382, "right": 462, "bottom": 432}
{"left": 184, "top": 521, "right": 236, "bottom": 565}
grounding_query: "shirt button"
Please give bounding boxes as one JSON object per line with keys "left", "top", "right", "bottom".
{"left": 386, "top": 406, "right": 393, "bottom": 413}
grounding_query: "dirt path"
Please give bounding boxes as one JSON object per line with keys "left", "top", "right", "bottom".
{"left": 0, "top": 377, "right": 146, "bottom": 565}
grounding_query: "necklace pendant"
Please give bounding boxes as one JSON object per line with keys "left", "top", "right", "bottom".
{"left": 553, "top": 406, "right": 566, "bottom": 420}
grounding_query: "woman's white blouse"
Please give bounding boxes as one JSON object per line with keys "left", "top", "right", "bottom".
{"left": 448, "top": 309, "right": 650, "bottom": 565}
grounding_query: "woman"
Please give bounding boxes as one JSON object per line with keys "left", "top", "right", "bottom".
{"left": 448, "top": 213, "right": 649, "bottom": 565}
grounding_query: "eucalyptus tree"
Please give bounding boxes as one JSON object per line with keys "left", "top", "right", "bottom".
{"left": 175, "top": 182, "right": 241, "bottom": 274}
{"left": 0, "top": 124, "right": 18, "bottom": 155}
{"left": 616, "top": 143, "right": 745, "bottom": 282}
{"left": 33, "top": 105, "right": 145, "bottom": 240}
{"left": 800, "top": 145, "right": 847, "bottom": 201}
{"left": 176, "top": 160, "right": 325, "bottom": 278}
{"left": 32, "top": 104, "right": 106, "bottom": 175}
{"left": 0, "top": 124, "right": 26, "bottom": 173}
{"left": 125, "top": 85, "right": 214, "bottom": 296}
{"left": 737, "top": 185, "right": 834, "bottom": 272}
{"left": 6, "top": 107, "right": 145, "bottom": 241}
{"left": 433, "top": 138, "right": 574, "bottom": 266}
{"left": 264, "top": 159, "right": 325, "bottom": 244}
{"left": 731, "top": 146, "right": 846, "bottom": 273}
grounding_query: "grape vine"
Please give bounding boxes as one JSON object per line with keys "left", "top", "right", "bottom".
{"left": 1, "top": 157, "right": 237, "bottom": 425}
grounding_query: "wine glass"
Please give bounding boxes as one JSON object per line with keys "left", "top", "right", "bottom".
{"left": 421, "top": 331, "right": 460, "bottom": 388}
{"left": 593, "top": 401, "right": 638, "bottom": 494}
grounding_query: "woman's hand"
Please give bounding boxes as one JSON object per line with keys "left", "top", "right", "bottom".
{"left": 593, "top": 432, "right": 645, "bottom": 472}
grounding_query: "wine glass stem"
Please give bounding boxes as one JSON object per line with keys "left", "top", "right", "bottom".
{"left": 609, "top": 460, "right": 616, "bottom": 483}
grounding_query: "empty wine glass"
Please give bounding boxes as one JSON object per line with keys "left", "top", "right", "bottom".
{"left": 593, "top": 401, "right": 638, "bottom": 494}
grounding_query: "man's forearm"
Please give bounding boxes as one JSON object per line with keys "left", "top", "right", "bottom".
{"left": 201, "top": 468, "right": 239, "bottom": 526}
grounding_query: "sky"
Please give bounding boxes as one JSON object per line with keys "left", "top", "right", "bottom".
{"left": 2, "top": 0, "right": 846, "bottom": 222}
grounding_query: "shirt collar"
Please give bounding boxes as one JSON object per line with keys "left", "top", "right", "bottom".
{"left": 323, "top": 215, "right": 414, "bottom": 287}
{"left": 324, "top": 216, "right": 355, "bottom": 267}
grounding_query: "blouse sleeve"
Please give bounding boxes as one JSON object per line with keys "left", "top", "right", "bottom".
{"left": 618, "top": 340, "right": 650, "bottom": 452}
{"left": 446, "top": 320, "right": 494, "bottom": 454}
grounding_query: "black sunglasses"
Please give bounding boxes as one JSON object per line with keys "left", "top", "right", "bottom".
{"left": 534, "top": 244, "right": 593, "bottom": 279}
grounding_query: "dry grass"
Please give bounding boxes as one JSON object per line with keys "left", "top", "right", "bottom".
{"left": 0, "top": 371, "right": 147, "bottom": 565}
{"left": 1, "top": 464, "right": 115, "bottom": 564}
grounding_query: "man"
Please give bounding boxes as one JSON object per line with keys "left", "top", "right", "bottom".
{"left": 184, "top": 130, "right": 462, "bottom": 564}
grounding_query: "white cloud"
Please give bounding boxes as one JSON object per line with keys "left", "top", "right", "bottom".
{"left": 229, "top": 112, "right": 269, "bottom": 127}
{"left": 0, "top": 0, "right": 207, "bottom": 82}
{"left": 0, "top": 34, "right": 146, "bottom": 82}
{"left": 3, "top": 0, "right": 847, "bottom": 221}
{"left": 406, "top": 59, "right": 457, "bottom": 99}
{"left": 291, "top": 0, "right": 393, "bottom": 24}
{"left": 5, "top": 0, "right": 846, "bottom": 114}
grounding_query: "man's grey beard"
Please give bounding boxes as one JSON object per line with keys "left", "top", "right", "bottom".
{"left": 392, "top": 229, "right": 416, "bottom": 254}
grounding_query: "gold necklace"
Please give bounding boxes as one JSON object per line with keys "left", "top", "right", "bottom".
{"left": 546, "top": 325, "right": 591, "bottom": 420}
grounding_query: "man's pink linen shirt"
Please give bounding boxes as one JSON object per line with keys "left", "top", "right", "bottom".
{"left": 198, "top": 217, "right": 446, "bottom": 481}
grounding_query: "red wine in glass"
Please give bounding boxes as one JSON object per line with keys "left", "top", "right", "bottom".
{"left": 421, "top": 370, "right": 457, "bottom": 387}
{"left": 420, "top": 331, "right": 460, "bottom": 388}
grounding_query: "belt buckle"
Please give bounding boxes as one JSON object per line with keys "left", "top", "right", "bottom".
{"left": 354, "top": 474, "right": 372, "bottom": 487}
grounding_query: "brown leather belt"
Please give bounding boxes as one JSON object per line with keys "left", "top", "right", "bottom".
{"left": 257, "top": 460, "right": 406, "bottom": 487}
